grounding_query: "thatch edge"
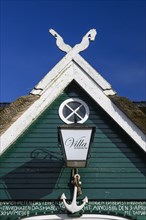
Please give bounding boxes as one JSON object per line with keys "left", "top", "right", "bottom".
{"left": 109, "top": 95, "right": 146, "bottom": 135}
{"left": 1, "top": 93, "right": 145, "bottom": 137}
{"left": 0, "top": 94, "right": 39, "bottom": 135}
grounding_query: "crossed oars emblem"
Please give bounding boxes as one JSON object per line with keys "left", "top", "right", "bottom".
{"left": 61, "top": 174, "right": 88, "bottom": 213}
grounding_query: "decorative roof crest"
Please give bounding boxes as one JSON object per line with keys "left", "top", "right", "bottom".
{"left": 49, "top": 28, "right": 97, "bottom": 53}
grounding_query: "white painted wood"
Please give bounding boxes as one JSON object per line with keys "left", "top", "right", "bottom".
{"left": 59, "top": 98, "right": 89, "bottom": 124}
{"left": 48, "top": 28, "right": 114, "bottom": 92}
{"left": 104, "top": 90, "right": 116, "bottom": 95}
{"left": 0, "top": 55, "right": 145, "bottom": 155}
{"left": 31, "top": 31, "right": 115, "bottom": 96}
{"left": 70, "top": 29, "right": 97, "bottom": 53}
{"left": 21, "top": 214, "right": 130, "bottom": 220}
{"left": 73, "top": 63, "right": 146, "bottom": 151}
{"left": 49, "top": 29, "right": 71, "bottom": 53}
{"left": 30, "top": 57, "right": 73, "bottom": 95}
{"left": 0, "top": 65, "right": 74, "bottom": 155}
{"left": 49, "top": 28, "right": 97, "bottom": 54}
{"left": 74, "top": 54, "right": 115, "bottom": 91}
{"left": 61, "top": 185, "right": 88, "bottom": 213}
{"left": 30, "top": 53, "right": 115, "bottom": 96}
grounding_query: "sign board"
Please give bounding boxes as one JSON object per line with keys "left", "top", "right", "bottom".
{"left": 0, "top": 201, "right": 146, "bottom": 220}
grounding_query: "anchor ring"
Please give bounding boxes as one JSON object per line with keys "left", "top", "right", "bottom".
{"left": 74, "top": 174, "right": 80, "bottom": 180}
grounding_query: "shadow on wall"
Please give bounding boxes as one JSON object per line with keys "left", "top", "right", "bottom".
{"left": 89, "top": 104, "right": 146, "bottom": 177}
{"left": 2, "top": 149, "right": 64, "bottom": 200}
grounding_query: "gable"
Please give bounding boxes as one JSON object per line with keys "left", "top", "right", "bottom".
{"left": 1, "top": 61, "right": 146, "bottom": 155}
{"left": 0, "top": 82, "right": 145, "bottom": 200}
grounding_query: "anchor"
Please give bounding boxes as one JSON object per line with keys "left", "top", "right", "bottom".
{"left": 61, "top": 173, "right": 88, "bottom": 213}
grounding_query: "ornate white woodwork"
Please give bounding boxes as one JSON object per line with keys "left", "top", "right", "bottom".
{"left": 0, "top": 29, "right": 145, "bottom": 155}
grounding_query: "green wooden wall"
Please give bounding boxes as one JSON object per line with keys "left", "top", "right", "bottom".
{"left": 0, "top": 82, "right": 146, "bottom": 200}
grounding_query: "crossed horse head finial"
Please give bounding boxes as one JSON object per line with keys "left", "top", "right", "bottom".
{"left": 85, "top": 29, "right": 97, "bottom": 41}
{"left": 49, "top": 28, "right": 97, "bottom": 53}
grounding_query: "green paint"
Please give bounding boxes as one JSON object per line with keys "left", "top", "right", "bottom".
{"left": 0, "top": 82, "right": 146, "bottom": 202}
{"left": 0, "top": 201, "right": 146, "bottom": 220}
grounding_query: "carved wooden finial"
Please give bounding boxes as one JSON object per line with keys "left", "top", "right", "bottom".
{"left": 49, "top": 29, "right": 97, "bottom": 54}
{"left": 49, "top": 29, "right": 71, "bottom": 53}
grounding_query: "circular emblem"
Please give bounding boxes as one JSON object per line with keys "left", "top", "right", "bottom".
{"left": 59, "top": 98, "right": 89, "bottom": 124}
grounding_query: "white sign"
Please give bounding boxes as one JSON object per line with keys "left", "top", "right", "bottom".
{"left": 61, "top": 129, "right": 92, "bottom": 161}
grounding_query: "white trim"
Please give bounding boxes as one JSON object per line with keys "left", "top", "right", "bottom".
{"left": 73, "top": 64, "right": 146, "bottom": 151}
{"left": 0, "top": 59, "right": 146, "bottom": 155}
{"left": 0, "top": 64, "right": 74, "bottom": 155}
{"left": 21, "top": 214, "right": 130, "bottom": 220}
{"left": 74, "top": 54, "right": 115, "bottom": 92}
{"left": 59, "top": 98, "right": 89, "bottom": 124}
{"left": 30, "top": 53, "right": 115, "bottom": 96}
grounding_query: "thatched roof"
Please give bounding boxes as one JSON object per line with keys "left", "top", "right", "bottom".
{"left": 0, "top": 93, "right": 145, "bottom": 136}
{"left": 133, "top": 102, "right": 146, "bottom": 115}
{"left": 0, "top": 94, "right": 39, "bottom": 135}
{"left": 110, "top": 95, "right": 146, "bottom": 135}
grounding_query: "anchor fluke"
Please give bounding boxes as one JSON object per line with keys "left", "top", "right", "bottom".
{"left": 82, "top": 196, "right": 88, "bottom": 203}
{"left": 61, "top": 193, "right": 67, "bottom": 200}
{"left": 61, "top": 172, "right": 88, "bottom": 213}
{"left": 61, "top": 183, "right": 88, "bottom": 213}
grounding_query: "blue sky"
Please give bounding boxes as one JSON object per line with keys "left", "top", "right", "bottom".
{"left": 1, "top": 0, "right": 146, "bottom": 102}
